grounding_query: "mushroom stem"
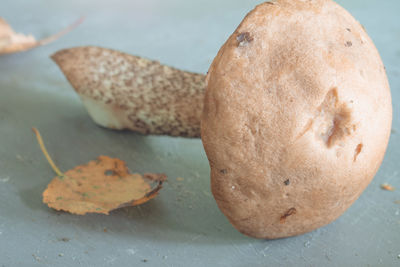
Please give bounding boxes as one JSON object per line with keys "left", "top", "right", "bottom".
{"left": 52, "top": 46, "right": 205, "bottom": 137}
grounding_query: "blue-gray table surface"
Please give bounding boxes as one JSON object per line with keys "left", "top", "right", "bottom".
{"left": 0, "top": 0, "right": 399, "bottom": 266}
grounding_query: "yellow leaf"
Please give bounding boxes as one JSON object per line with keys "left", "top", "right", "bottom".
{"left": 33, "top": 128, "right": 166, "bottom": 215}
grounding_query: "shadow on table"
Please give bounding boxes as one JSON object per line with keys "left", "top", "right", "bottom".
{"left": 16, "top": 130, "right": 248, "bottom": 246}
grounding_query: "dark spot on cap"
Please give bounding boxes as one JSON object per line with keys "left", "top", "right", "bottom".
{"left": 124, "top": 79, "right": 133, "bottom": 87}
{"left": 346, "top": 28, "right": 351, "bottom": 32}
{"left": 237, "top": 32, "right": 254, "bottom": 47}
{"left": 104, "top": 170, "right": 116, "bottom": 176}
{"left": 284, "top": 179, "right": 290, "bottom": 186}
{"left": 220, "top": 169, "right": 227, "bottom": 174}
{"left": 345, "top": 41, "right": 352, "bottom": 47}
{"left": 280, "top": 207, "right": 297, "bottom": 223}
{"left": 354, "top": 143, "right": 363, "bottom": 162}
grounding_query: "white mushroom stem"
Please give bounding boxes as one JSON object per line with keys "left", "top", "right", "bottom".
{"left": 52, "top": 46, "right": 205, "bottom": 137}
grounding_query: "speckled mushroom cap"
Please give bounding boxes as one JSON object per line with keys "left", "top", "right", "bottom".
{"left": 201, "top": 0, "right": 392, "bottom": 239}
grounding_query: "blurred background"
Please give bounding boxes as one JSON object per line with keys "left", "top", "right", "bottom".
{"left": 0, "top": 0, "right": 399, "bottom": 266}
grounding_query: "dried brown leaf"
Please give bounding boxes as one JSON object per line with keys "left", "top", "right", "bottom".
{"left": 0, "top": 17, "right": 83, "bottom": 55}
{"left": 33, "top": 128, "right": 166, "bottom": 215}
{"left": 43, "top": 156, "right": 166, "bottom": 215}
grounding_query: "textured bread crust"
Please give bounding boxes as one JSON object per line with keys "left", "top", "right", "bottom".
{"left": 52, "top": 46, "right": 205, "bottom": 137}
{"left": 202, "top": 0, "right": 392, "bottom": 239}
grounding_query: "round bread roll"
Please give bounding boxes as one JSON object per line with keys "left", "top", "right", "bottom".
{"left": 201, "top": 0, "right": 392, "bottom": 239}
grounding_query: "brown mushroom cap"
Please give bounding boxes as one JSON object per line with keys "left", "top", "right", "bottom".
{"left": 202, "top": 0, "right": 392, "bottom": 239}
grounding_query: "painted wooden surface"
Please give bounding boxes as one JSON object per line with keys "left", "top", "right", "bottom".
{"left": 0, "top": 0, "right": 399, "bottom": 266}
